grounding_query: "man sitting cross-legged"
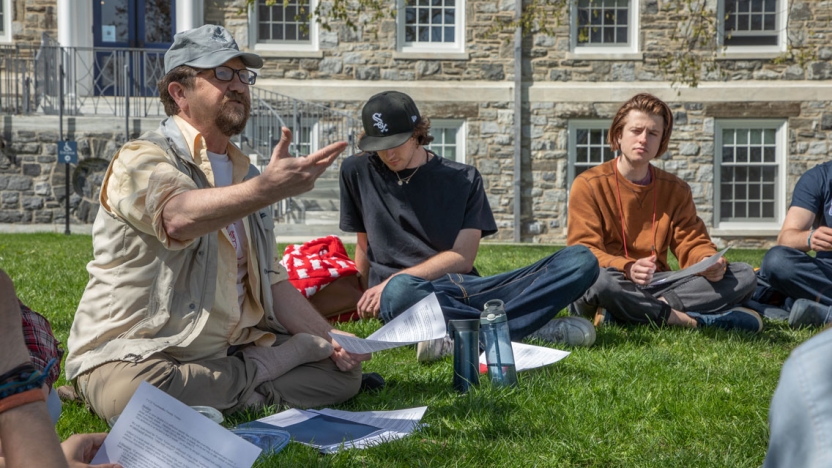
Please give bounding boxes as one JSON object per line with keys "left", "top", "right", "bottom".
{"left": 65, "top": 25, "right": 369, "bottom": 423}
{"left": 567, "top": 93, "right": 760, "bottom": 332}
{"left": 339, "top": 91, "right": 600, "bottom": 361}
{"left": 749, "top": 161, "right": 832, "bottom": 327}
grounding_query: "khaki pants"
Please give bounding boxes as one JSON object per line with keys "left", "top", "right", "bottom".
{"left": 75, "top": 334, "right": 362, "bottom": 421}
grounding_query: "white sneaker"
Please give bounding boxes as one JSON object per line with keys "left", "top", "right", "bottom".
{"left": 416, "top": 334, "right": 454, "bottom": 362}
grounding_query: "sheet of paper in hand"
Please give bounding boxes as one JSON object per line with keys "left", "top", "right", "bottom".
{"left": 330, "top": 292, "right": 446, "bottom": 354}
{"left": 91, "top": 381, "right": 261, "bottom": 468}
{"left": 649, "top": 246, "right": 732, "bottom": 287}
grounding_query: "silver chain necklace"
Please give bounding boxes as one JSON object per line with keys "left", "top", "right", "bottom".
{"left": 395, "top": 149, "right": 427, "bottom": 186}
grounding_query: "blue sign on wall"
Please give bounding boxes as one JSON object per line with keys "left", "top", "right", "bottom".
{"left": 58, "top": 140, "right": 78, "bottom": 165}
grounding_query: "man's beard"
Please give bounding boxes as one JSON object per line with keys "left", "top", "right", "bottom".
{"left": 215, "top": 91, "right": 251, "bottom": 137}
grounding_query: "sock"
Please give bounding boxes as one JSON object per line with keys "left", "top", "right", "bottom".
{"left": 242, "top": 333, "right": 333, "bottom": 386}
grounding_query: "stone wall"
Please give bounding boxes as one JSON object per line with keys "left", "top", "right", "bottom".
{"left": 206, "top": 1, "right": 831, "bottom": 85}
{"left": 10, "top": 0, "right": 58, "bottom": 47}
{"left": 0, "top": 116, "right": 157, "bottom": 225}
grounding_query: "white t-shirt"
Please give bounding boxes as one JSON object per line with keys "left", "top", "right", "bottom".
{"left": 207, "top": 150, "right": 248, "bottom": 310}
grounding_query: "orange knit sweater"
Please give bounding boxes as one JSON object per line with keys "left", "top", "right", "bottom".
{"left": 567, "top": 159, "right": 717, "bottom": 273}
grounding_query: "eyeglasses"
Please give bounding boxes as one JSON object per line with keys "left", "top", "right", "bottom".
{"left": 200, "top": 66, "right": 257, "bottom": 85}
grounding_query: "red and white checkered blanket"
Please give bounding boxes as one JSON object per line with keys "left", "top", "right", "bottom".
{"left": 280, "top": 235, "right": 359, "bottom": 298}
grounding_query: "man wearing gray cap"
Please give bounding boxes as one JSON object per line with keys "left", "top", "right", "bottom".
{"left": 65, "top": 25, "right": 369, "bottom": 422}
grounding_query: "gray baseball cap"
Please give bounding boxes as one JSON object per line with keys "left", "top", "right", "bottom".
{"left": 164, "top": 24, "right": 263, "bottom": 74}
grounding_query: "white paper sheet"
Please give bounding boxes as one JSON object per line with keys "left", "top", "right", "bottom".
{"left": 254, "top": 406, "right": 427, "bottom": 453}
{"left": 330, "top": 293, "right": 446, "bottom": 353}
{"left": 92, "top": 381, "right": 261, "bottom": 468}
{"left": 649, "top": 246, "right": 732, "bottom": 286}
{"left": 478, "top": 342, "right": 570, "bottom": 373}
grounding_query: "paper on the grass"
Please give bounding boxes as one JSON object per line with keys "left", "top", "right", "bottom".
{"left": 330, "top": 292, "right": 446, "bottom": 353}
{"left": 478, "top": 342, "right": 570, "bottom": 374}
{"left": 649, "top": 246, "right": 731, "bottom": 286}
{"left": 246, "top": 406, "right": 427, "bottom": 453}
{"left": 92, "top": 381, "right": 261, "bottom": 468}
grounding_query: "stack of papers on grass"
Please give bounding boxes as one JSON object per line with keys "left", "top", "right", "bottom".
{"left": 331, "top": 293, "right": 446, "bottom": 353}
{"left": 92, "top": 382, "right": 261, "bottom": 467}
{"left": 238, "top": 406, "right": 428, "bottom": 453}
{"left": 478, "top": 342, "right": 570, "bottom": 374}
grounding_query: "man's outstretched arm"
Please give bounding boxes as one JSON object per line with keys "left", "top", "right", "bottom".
{"left": 163, "top": 128, "right": 345, "bottom": 241}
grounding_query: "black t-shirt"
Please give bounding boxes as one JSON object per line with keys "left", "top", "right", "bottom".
{"left": 339, "top": 151, "right": 498, "bottom": 287}
{"left": 791, "top": 161, "right": 832, "bottom": 258}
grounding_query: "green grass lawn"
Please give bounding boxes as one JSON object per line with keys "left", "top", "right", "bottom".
{"left": 0, "top": 234, "right": 816, "bottom": 467}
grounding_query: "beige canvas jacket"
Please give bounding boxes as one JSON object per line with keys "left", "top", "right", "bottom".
{"left": 65, "top": 117, "right": 286, "bottom": 381}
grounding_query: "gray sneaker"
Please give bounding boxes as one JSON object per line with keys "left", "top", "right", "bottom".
{"left": 527, "top": 316, "right": 596, "bottom": 347}
{"left": 416, "top": 334, "right": 454, "bottom": 362}
{"left": 789, "top": 299, "right": 832, "bottom": 327}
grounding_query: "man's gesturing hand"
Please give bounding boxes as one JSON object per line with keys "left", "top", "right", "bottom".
{"left": 261, "top": 127, "right": 347, "bottom": 202}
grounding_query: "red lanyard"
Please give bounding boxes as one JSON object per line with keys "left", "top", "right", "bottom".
{"left": 613, "top": 158, "right": 658, "bottom": 259}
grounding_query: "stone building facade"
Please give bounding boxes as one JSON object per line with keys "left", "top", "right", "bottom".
{"left": 0, "top": 0, "right": 830, "bottom": 247}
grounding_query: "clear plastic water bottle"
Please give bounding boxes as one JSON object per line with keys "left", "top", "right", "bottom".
{"left": 479, "top": 299, "right": 517, "bottom": 387}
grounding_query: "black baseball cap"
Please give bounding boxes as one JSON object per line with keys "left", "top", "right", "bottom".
{"left": 164, "top": 25, "right": 263, "bottom": 74}
{"left": 358, "top": 91, "right": 421, "bottom": 152}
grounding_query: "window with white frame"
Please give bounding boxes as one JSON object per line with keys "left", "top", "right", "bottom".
{"left": 718, "top": 0, "right": 786, "bottom": 51}
{"left": 250, "top": 0, "right": 318, "bottom": 51}
{"left": 568, "top": 121, "right": 615, "bottom": 185}
{"left": 398, "top": 0, "right": 465, "bottom": 53}
{"left": 0, "top": 0, "right": 12, "bottom": 43}
{"left": 290, "top": 118, "right": 319, "bottom": 157}
{"left": 714, "top": 121, "right": 786, "bottom": 228}
{"left": 427, "top": 120, "right": 465, "bottom": 163}
{"left": 571, "top": 0, "right": 639, "bottom": 54}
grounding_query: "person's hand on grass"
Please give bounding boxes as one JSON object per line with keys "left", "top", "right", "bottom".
{"left": 62, "top": 433, "right": 121, "bottom": 468}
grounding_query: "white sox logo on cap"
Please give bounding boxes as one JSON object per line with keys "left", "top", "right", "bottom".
{"left": 372, "top": 113, "right": 388, "bottom": 133}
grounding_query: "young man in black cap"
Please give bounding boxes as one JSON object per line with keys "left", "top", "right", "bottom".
{"left": 66, "top": 24, "right": 370, "bottom": 422}
{"left": 339, "top": 91, "right": 601, "bottom": 360}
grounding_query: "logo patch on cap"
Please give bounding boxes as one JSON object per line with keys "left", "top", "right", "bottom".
{"left": 212, "top": 27, "right": 226, "bottom": 42}
{"left": 372, "top": 113, "right": 388, "bottom": 133}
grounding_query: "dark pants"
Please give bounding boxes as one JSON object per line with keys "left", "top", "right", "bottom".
{"left": 753, "top": 246, "right": 832, "bottom": 307}
{"left": 572, "top": 262, "right": 757, "bottom": 325}
{"left": 378, "top": 245, "right": 599, "bottom": 341}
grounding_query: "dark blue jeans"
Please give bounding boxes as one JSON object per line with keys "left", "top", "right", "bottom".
{"left": 754, "top": 246, "right": 832, "bottom": 307}
{"left": 378, "top": 245, "right": 599, "bottom": 341}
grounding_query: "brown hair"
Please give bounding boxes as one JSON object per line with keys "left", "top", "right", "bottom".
{"left": 608, "top": 93, "right": 674, "bottom": 157}
{"left": 158, "top": 66, "right": 199, "bottom": 116}
{"left": 412, "top": 117, "right": 434, "bottom": 146}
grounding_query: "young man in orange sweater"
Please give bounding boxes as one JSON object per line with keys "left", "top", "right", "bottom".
{"left": 567, "top": 93, "right": 761, "bottom": 332}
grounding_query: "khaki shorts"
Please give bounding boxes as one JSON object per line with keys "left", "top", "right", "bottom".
{"left": 75, "top": 334, "right": 362, "bottom": 421}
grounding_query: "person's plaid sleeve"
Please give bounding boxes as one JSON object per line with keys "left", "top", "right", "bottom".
{"left": 20, "top": 301, "right": 64, "bottom": 388}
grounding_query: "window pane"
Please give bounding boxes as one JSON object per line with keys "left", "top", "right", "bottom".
{"left": 750, "top": 147, "right": 761, "bottom": 162}
{"left": 577, "top": 129, "right": 588, "bottom": 145}
{"left": 444, "top": 27, "right": 454, "bottom": 42}
{"left": 736, "top": 146, "right": 748, "bottom": 163}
